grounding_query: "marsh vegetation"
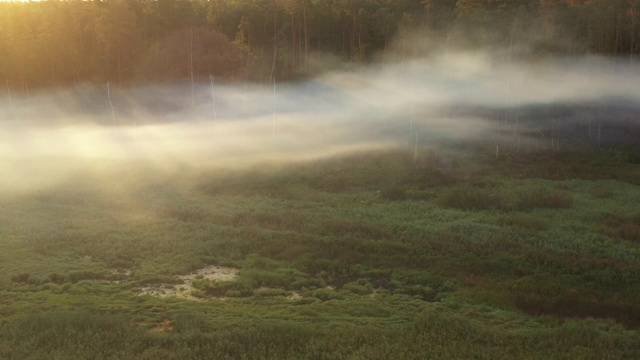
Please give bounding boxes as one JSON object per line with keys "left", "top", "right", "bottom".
{"left": 1, "top": 146, "right": 639, "bottom": 359}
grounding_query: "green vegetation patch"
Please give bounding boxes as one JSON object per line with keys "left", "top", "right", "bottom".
{"left": 1, "top": 149, "right": 640, "bottom": 358}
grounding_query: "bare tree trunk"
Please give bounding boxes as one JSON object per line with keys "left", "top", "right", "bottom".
{"left": 117, "top": 55, "right": 122, "bottom": 87}
{"left": 413, "top": 131, "right": 419, "bottom": 165}
{"left": 383, "top": 26, "right": 389, "bottom": 64}
{"left": 25, "top": 81, "right": 32, "bottom": 125}
{"left": 514, "top": 108, "right": 520, "bottom": 153}
{"left": 190, "top": 23, "right": 195, "bottom": 109}
{"left": 588, "top": 117, "right": 592, "bottom": 141}
{"left": 272, "top": 80, "right": 277, "bottom": 137}
{"left": 352, "top": 12, "right": 356, "bottom": 54}
{"left": 555, "top": 119, "right": 560, "bottom": 151}
{"left": 105, "top": 82, "right": 116, "bottom": 128}
{"left": 210, "top": 74, "right": 216, "bottom": 120}
{"left": 409, "top": 104, "right": 414, "bottom": 132}
{"left": 509, "top": 18, "right": 518, "bottom": 63}
{"left": 598, "top": 122, "right": 602, "bottom": 147}
{"left": 303, "top": 2, "right": 308, "bottom": 69}
{"left": 631, "top": 8, "right": 637, "bottom": 62}
{"left": 433, "top": 147, "right": 438, "bottom": 167}
{"left": 291, "top": 13, "right": 296, "bottom": 68}
{"left": 5, "top": 79, "right": 13, "bottom": 117}
{"left": 550, "top": 116, "right": 554, "bottom": 151}
{"left": 270, "top": 10, "right": 278, "bottom": 84}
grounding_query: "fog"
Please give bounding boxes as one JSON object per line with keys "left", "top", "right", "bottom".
{"left": 1, "top": 51, "right": 639, "bottom": 193}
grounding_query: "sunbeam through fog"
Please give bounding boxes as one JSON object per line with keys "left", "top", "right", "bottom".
{"left": 1, "top": 52, "right": 639, "bottom": 193}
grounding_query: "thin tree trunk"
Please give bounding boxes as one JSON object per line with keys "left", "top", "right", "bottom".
{"left": 433, "top": 147, "right": 438, "bottom": 167}
{"left": 272, "top": 80, "right": 276, "bottom": 137}
{"left": 5, "top": 79, "right": 13, "bottom": 116}
{"left": 413, "top": 131, "right": 419, "bottom": 165}
{"left": 270, "top": 10, "right": 278, "bottom": 84}
{"left": 555, "top": 119, "right": 560, "bottom": 151}
{"left": 410, "top": 104, "right": 414, "bottom": 132}
{"left": 514, "top": 108, "right": 520, "bottom": 153}
{"left": 190, "top": 23, "right": 195, "bottom": 108}
{"left": 383, "top": 27, "right": 389, "bottom": 64}
{"left": 117, "top": 55, "right": 122, "bottom": 86}
{"left": 631, "top": 8, "right": 637, "bottom": 62}
{"left": 210, "top": 74, "right": 216, "bottom": 120}
{"left": 25, "top": 81, "right": 31, "bottom": 125}
{"left": 509, "top": 18, "right": 518, "bottom": 63}
{"left": 105, "top": 82, "right": 116, "bottom": 128}
{"left": 303, "top": 2, "right": 308, "bottom": 68}
{"left": 598, "top": 122, "right": 602, "bottom": 147}
{"left": 291, "top": 13, "right": 296, "bottom": 68}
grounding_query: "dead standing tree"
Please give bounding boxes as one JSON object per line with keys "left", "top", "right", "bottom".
{"left": 105, "top": 82, "right": 116, "bottom": 128}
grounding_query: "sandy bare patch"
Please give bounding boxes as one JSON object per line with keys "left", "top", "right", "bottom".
{"left": 108, "top": 269, "right": 133, "bottom": 282}
{"left": 147, "top": 319, "right": 174, "bottom": 334}
{"left": 179, "top": 265, "right": 238, "bottom": 283}
{"left": 135, "top": 266, "right": 239, "bottom": 301}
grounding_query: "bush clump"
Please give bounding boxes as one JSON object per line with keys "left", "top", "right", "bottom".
{"left": 380, "top": 186, "right": 408, "bottom": 201}
{"left": 311, "top": 288, "right": 344, "bottom": 302}
{"left": 11, "top": 273, "right": 38, "bottom": 285}
{"left": 438, "top": 185, "right": 503, "bottom": 210}
{"left": 343, "top": 280, "right": 374, "bottom": 295}
{"left": 517, "top": 190, "right": 573, "bottom": 210}
{"left": 600, "top": 213, "right": 640, "bottom": 243}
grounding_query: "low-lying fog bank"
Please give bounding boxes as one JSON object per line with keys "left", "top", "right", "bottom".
{"left": 1, "top": 53, "right": 639, "bottom": 194}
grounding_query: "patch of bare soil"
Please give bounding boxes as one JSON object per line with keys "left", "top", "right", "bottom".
{"left": 135, "top": 266, "right": 239, "bottom": 301}
{"left": 147, "top": 319, "right": 174, "bottom": 334}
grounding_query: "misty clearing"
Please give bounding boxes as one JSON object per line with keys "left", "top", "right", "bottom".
{"left": 1, "top": 1, "right": 640, "bottom": 359}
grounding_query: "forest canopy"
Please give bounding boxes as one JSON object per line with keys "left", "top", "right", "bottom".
{"left": 0, "top": 0, "right": 639, "bottom": 91}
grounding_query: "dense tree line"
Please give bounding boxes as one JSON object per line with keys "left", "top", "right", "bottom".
{"left": 0, "top": 0, "right": 639, "bottom": 92}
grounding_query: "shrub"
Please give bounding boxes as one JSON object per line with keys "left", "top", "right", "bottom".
{"left": 47, "top": 273, "right": 67, "bottom": 285}
{"left": 395, "top": 285, "right": 438, "bottom": 301}
{"left": 191, "top": 278, "right": 211, "bottom": 291}
{"left": 67, "top": 270, "right": 106, "bottom": 283}
{"left": 380, "top": 186, "right": 408, "bottom": 201}
{"left": 600, "top": 213, "right": 640, "bottom": 243}
{"left": 411, "top": 167, "right": 460, "bottom": 188}
{"left": 312, "top": 288, "right": 344, "bottom": 302}
{"left": 11, "top": 273, "right": 36, "bottom": 284}
{"left": 292, "top": 297, "right": 317, "bottom": 305}
{"left": 219, "top": 279, "right": 254, "bottom": 297}
{"left": 438, "top": 185, "right": 503, "bottom": 210}
{"left": 190, "top": 289, "right": 206, "bottom": 298}
{"left": 343, "top": 281, "right": 373, "bottom": 295}
{"left": 289, "top": 278, "right": 326, "bottom": 290}
{"left": 513, "top": 291, "right": 640, "bottom": 327}
{"left": 225, "top": 290, "right": 243, "bottom": 297}
{"left": 517, "top": 190, "right": 573, "bottom": 209}
{"left": 239, "top": 269, "right": 293, "bottom": 288}
{"left": 499, "top": 215, "right": 548, "bottom": 231}
{"left": 592, "top": 187, "right": 614, "bottom": 199}
{"left": 253, "top": 288, "right": 289, "bottom": 297}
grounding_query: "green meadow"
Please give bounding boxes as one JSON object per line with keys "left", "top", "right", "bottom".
{"left": 1, "top": 147, "right": 639, "bottom": 359}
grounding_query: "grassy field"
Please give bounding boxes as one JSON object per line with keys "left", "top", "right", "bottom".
{"left": 1, "top": 146, "right": 639, "bottom": 359}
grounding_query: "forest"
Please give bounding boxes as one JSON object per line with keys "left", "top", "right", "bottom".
{"left": 1, "top": 0, "right": 639, "bottom": 91}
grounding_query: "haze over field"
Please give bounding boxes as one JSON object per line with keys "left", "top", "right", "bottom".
{"left": 2, "top": 2, "right": 640, "bottom": 359}
{"left": 1, "top": 53, "right": 639, "bottom": 189}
